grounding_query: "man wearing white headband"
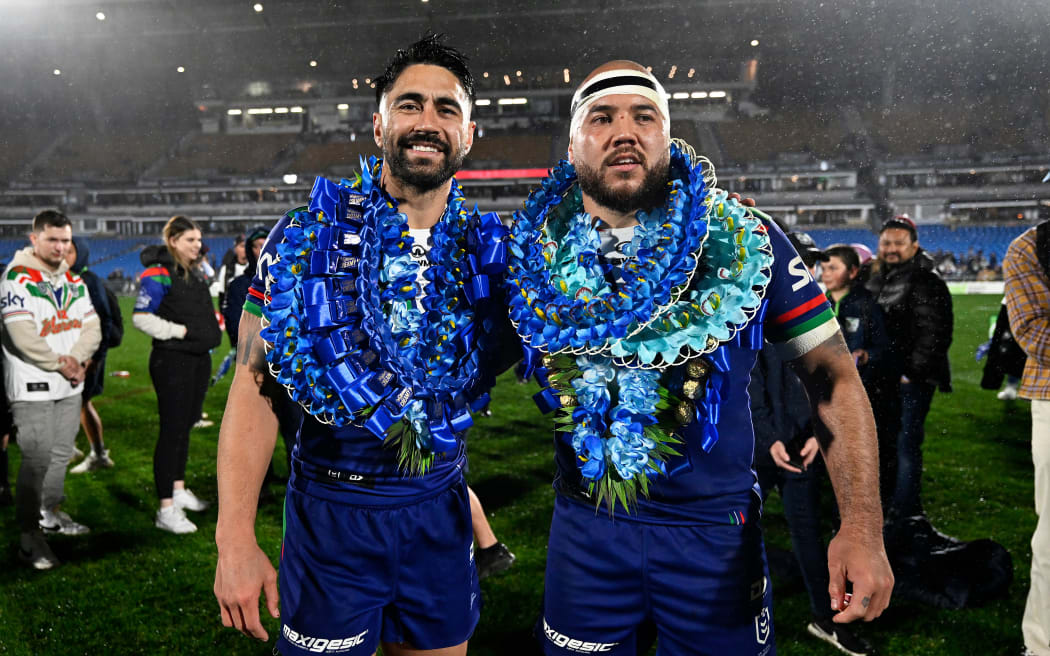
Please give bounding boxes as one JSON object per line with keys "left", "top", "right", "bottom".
{"left": 567, "top": 62, "right": 671, "bottom": 231}
{"left": 514, "top": 61, "right": 893, "bottom": 655}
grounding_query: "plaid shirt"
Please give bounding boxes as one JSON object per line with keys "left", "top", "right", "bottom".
{"left": 1003, "top": 226, "right": 1050, "bottom": 400}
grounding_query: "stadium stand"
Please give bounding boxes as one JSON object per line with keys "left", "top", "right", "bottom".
{"left": 716, "top": 109, "right": 849, "bottom": 163}
{"left": 0, "top": 131, "right": 57, "bottom": 182}
{"left": 153, "top": 133, "right": 298, "bottom": 179}
{"left": 290, "top": 141, "right": 381, "bottom": 176}
{"left": 670, "top": 120, "right": 699, "bottom": 146}
{"left": 465, "top": 133, "right": 553, "bottom": 168}
{"left": 28, "top": 130, "right": 177, "bottom": 183}
{"left": 865, "top": 99, "right": 1036, "bottom": 158}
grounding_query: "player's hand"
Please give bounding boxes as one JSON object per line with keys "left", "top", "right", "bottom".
{"left": 769, "top": 441, "right": 802, "bottom": 473}
{"left": 728, "top": 192, "right": 756, "bottom": 207}
{"left": 851, "top": 349, "right": 869, "bottom": 366}
{"left": 215, "top": 540, "right": 280, "bottom": 641}
{"left": 826, "top": 524, "right": 894, "bottom": 623}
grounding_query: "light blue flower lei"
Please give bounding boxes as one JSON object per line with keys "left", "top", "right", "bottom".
{"left": 509, "top": 143, "right": 774, "bottom": 500}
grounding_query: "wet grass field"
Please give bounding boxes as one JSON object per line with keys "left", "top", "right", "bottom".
{"left": 0, "top": 294, "right": 1034, "bottom": 655}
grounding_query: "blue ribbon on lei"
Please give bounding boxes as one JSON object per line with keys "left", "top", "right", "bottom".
{"left": 261, "top": 158, "right": 508, "bottom": 457}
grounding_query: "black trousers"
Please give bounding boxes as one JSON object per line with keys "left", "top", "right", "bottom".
{"left": 149, "top": 349, "right": 210, "bottom": 499}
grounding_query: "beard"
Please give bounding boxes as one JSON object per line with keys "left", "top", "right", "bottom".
{"left": 383, "top": 131, "right": 467, "bottom": 193}
{"left": 576, "top": 149, "right": 670, "bottom": 216}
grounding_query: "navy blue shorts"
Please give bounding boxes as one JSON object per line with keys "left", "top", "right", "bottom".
{"left": 540, "top": 495, "right": 775, "bottom": 656}
{"left": 277, "top": 478, "right": 481, "bottom": 655}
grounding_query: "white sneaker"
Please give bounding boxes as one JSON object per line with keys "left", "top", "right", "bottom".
{"left": 69, "top": 450, "right": 116, "bottom": 474}
{"left": 997, "top": 385, "right": 1018, "bottom": 401}
{"left": 18, "top": 531, "right": 59, "bottom": 570}
{"left": 68, "top": 446, "right": 85, "bottom": 464}
{"left": 155, "top": 506, "right": 197, "bottom": 534}
{"left": 193, "top": 419, "right": 215, "bottom": 428}
{"left": 39, "top": 508, "right": 90, "bottom": 536}
{"left": 173, "top": 488, "right": 210, "bottom": 512}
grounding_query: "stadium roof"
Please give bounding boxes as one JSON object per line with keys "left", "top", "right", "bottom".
{"left": 0, "top": 0, "right": 1047, "bottom": 124}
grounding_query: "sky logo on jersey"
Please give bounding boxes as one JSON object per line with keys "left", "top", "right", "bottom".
{"left": 542, "top": 618, "right": 617, "bottom": 653}
{"left": 787, "top": 255, "right": 812, "bottom": 291}
{"left": 0, "top": 291, "right": 25, "bottom": 310}
{"left": 281, "top": 625, "right": 367, "bottom": 653}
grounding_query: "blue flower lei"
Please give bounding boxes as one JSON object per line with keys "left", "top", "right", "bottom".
{"left": 261, "top": 158, "right": 508, "bottom": 474}
{"left": 508, "top": 142, "right": 774, "bottom": 510}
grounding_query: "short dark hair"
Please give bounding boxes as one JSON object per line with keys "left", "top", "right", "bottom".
{"left": 880, "top": 214, "right": 917, "bottom": 242}
{"left": 32, "top": 209, "right": 71, "bottom": 233}
{"left": 824, "top": 244, "right": 861, "bottom": 271}
{"left": 373, "top": 34, "right": 475, "bottom": 110}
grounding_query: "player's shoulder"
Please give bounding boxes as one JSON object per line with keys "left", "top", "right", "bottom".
{"left": 139, "top": 264, "right": 171, "bottom": 281}
{"left": 5, "top": 265, "right": 43, "bottom": 283}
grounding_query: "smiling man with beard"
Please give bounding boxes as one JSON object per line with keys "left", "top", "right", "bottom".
{"left": 214, "top": 36, "right": 516, "bottom": 656}
{"left": 507, "top": 61, "right": 894, "bottom": 655}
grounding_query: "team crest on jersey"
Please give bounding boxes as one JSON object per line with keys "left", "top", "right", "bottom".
{"left": 754, "top": 606, "right": 771, "bottom": 645}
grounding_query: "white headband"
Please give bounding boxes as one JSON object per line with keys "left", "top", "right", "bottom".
{"left": 569, "top": 68, "right": 670, "bottom": 137}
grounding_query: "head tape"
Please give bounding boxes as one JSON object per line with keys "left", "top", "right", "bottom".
{"left": 569, "top": 68, "right": 670, "bottom": 138}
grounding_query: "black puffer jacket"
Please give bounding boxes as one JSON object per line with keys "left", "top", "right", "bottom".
{"left": 139, "top": 245, "right": 222, "bottom": 355}
{"left": 862, "top": 248, "right": 953, "bottom": 391}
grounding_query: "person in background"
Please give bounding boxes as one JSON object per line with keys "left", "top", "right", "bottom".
{"left": 1003, "top": 223, "right": 1050, "bottom": 656}
{"left": 223, "top": 225, "right": 299, "bottom": 490}
{"left": 469, "top": 485, "right": 515, "bottom": 579}
{"left": 978, "top": 299, "right": 1026, "bottom": 402}
{"left": 822, "top": 244, "right": 889, "bottom": 377}
{"left": 3, "top": 210, "right": 100, "bottom": 569}
{"left": 66, "top": 237, "right": 122, "bottom": 473}
{"left": 862, "top": 215, "right": 953, "bottom": 538}
{"left": 134, "top": 215, "right": 222, "bottom": 534}
{"left": 213, "top": 234, "right": 248, "bottom": 347}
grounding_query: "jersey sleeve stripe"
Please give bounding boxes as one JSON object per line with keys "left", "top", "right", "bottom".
{"left": 242, "top": 301, "right": 263, "bottom": 317}
{"left": 772, "top": 315, "right": 840, "bottom": 360}
{"left": 773, "top": 307, "right": 836, "bottom": 341}
{"left": 770, "top": 293, "right": 828, "bottom": 325}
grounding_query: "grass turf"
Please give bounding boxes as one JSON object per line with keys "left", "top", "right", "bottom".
{"left": 0, "top": 294, "right": 1035, "bottom": 655}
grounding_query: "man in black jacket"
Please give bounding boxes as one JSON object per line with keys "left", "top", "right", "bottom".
{"left": 862, "top": 215, "right": 953, "bottom": 529}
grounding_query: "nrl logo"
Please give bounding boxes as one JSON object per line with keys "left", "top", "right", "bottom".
{"left": 754, "top": 606, "right": 771, "bottom": 645}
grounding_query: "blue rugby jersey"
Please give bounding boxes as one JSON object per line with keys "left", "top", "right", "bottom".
{"left": 244, "top": 213, "right": 467, "bottom": 502}
{"left": 552, "top": 219, "right": 838, "bottom": 525}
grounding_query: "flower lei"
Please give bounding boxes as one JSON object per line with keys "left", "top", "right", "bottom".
{"left": 261, "top": 158, "right": 507, "bottom": 474}
{"left": 507, "top": 141, "right": 774, "bottom": 510}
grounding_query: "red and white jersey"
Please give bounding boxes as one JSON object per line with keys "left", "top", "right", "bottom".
{"left": 1, "top": 248, "right": 97, "bottom": 402}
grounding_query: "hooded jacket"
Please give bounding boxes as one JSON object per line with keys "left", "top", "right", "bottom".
{"left": 862, "top": 248, "right": 953, "bottom": 391}
{"left": 1, "top": 246, "right": 102, "bottom": 401}
{"left": 133, "top": 244, "right": 221, "bottom": 355}
{"left": 69, "top": 236, "right": 121, "bottom": 356}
